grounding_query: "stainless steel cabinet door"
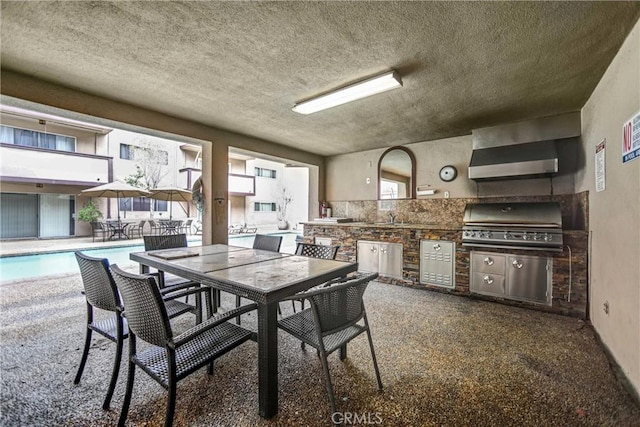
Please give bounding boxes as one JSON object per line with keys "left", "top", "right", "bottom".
{"left": 357, "top": 241, "right": 379, "bottom": 274}
{"left": 379, "top": 242, "right": 403, "bottom": 279}
{"left": 507, "top": 255, "right": 552, "bottom": 305}
{"left": 420, "top": 240, "right": 455, "bottom": 288}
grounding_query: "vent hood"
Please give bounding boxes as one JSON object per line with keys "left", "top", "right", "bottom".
{"left": 468, "top": 112, "right": 580, "bottom": 181}
{"left": 468, "top": 140, "right": 558, "bottom": 180}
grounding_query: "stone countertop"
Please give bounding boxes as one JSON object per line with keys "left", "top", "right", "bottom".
{"left": 301, "top": 221, "right": 588, "bottom": 234}
{"left": 301, "top": 221, "right": 463, "bottom": 230}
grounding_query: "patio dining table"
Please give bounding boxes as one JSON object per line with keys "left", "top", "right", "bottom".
{"left": 130, "top": 244, "right": 357, "bottom": 419}
{"left": 105, "top": 220, "right": 131, "bottom": 240}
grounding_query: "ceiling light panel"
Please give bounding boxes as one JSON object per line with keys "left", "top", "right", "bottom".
{"left": 292, "top": 70, "right": 402, "bottom": 115}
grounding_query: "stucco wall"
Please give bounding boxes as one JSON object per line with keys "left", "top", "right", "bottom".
{"left": 326, "top": 134, "right": 577, "bottom": 202}
{"left": 578, "top": 19, "right": 640, "bottom": 394}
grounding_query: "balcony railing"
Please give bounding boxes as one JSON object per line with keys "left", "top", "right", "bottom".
{"left": 0, "top": 143, "right": 112, "bottom": 186}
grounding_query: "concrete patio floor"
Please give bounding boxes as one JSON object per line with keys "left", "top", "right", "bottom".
{"left": 1, "top": 264, "right": 639, "bottom": 426}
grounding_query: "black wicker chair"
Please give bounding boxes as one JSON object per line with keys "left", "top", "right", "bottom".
{"left": 252, "top": 234, "right": 283, "bottom": 252}
{"left": 110, "top": 265, "right": 257, "bottom": 427}
{"left": 292, "top": 242, "right": 341, "bottom": 312}
{"left": 90, "top": 221, "right": 108, "bottom": 242}
{"left": 277, "top": 272, "right": 383, "bottom": 419}
{"left": 73, "top": 252, "right": 198, "bottom": 410}
{"left": 234, "top": 234, "right": 283, "bottom": 322}
{"left": 295, "top": 242, "right": 340, "bottom": 259}
{"left": 143, "top": 234, "right": 212, "bottom": 316}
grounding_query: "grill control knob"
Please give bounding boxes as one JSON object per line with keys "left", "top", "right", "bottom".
{"left": 522, "top": 233, "right": 529, "bottom": 240}
{"left": 532, "top": 233, "right": 541, "bottom": 241}
{"left": 546, "top": 234, "right": 553, "bottom": 241}
{"left": 503, "top": 232, "right": 511, "bottom": 240}
{"left": 483, "top": 275, "right": 494, "bottom": 285}
{"left": 483, "top": 257, "right": 494, "bottom": 266}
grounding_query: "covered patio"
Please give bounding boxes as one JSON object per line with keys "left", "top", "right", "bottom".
{"left": 1, "top": 269, "right": 637, "bottom": 426}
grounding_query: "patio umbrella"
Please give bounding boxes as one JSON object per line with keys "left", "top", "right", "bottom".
{"left": 148, "top": 187, "right": 192, "bottom": 219}
{"left": 80, "top": 181, "right": 150, "bottom": 220}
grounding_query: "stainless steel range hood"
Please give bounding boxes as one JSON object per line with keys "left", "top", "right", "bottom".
{"left": 468, "top": 112, "right": 580, "bottom": 181}
{"left": 468, "top": 140, "right": 558, "bottom": 180}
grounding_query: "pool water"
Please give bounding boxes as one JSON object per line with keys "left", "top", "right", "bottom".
{"left": 0, "top": 232, "right": 301, "bottom": 283}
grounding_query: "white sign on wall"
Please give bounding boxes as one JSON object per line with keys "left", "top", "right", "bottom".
{"left": 622, "top": 110, "right": 640, "bottom": 163}
{"left": 595, "top": 139, "right": 605, "bottom": 192}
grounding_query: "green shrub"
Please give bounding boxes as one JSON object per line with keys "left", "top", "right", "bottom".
{"left": 77, "top": 200, "right": 103, "bottom": 223}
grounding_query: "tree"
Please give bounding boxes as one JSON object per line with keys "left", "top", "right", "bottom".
{"left": 123, "top": 138, "right": 170, "bottom": 191}
{"left": 123, "top": 138, "right": 170, "bottom": 215}
{"left": 274, "top": 185, "right": 293, "bottom": 223}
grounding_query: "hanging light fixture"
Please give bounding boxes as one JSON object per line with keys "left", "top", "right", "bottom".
{"left": 292, "top": 70, "right": 402, "bottom": 115}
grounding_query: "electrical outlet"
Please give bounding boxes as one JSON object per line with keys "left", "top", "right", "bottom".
{"left": 444, "top": 191, "right": 450, "bottom": 199}
{"left": 603, "top": 301, "right": 609, "bottom": 315}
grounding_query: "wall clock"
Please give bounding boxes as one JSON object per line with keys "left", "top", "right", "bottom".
{"left": 439, "top": 165, "right": 458, "bottom": 182}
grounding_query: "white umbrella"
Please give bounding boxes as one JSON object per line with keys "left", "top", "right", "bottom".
{"left": 81, "top": 181, "right": 151, "bottom": 220}
{"left": 148, "top": 187, "right": 192, "bottom": 219}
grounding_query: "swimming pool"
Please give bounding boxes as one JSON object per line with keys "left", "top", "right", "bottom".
{"left": 0, "top": 232, "right": 301, "bottom": 282}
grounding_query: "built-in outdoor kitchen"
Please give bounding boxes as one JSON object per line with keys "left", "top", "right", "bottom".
{"left": 303, "top": 113, "right": 590, "bottom": 318}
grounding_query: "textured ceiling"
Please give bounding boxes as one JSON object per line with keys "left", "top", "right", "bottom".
{"left": 1, "top": 1, "right": 639, "bottom": 157}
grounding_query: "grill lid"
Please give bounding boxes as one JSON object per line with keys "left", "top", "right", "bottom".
{"left": 463, "top": 202, "right": 562, "bottom": 228}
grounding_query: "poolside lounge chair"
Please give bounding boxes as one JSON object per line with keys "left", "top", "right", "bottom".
{"left": 228, "top": 224, "right": 243, "bottom": 234}
{"left": 242, "top": 223, "right": 257, "bottom": 233}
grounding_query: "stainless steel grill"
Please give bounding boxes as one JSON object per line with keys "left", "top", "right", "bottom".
{"left": 462, "top": 202, "right": 563, "bottom": 251}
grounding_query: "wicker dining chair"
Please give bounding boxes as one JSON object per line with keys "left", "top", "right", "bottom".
{"left": 234, "top": 234, "right": 283, "bottom": 323}
{"left": 291, "top": 242, "right": 341, "bottom": 312}
{"left": 73, "top": 252, "right": 198, "bottom": 410}
{"left": 295, "top": 242, "right": 340, "bottom": 259}
{"left": 143, "top": 234, "right": 213, "bottom": 316}
{"left": 110, "top": 265, "right": 257, "bottom": 427}
{"left": 277, "top": 272, "right": 383, "bottom": 419}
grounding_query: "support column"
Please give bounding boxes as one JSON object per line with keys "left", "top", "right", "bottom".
{"left": 201, "top": 140, "right": 229, "bottom": 245}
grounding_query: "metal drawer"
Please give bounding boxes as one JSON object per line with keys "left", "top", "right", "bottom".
{"left": 471, "top": 252, "right": 506, "bottom": 275}
{"left": 471, "top": 272, "right": 506, "bottom": 297}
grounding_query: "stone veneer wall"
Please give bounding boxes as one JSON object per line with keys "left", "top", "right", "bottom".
{"left": 327, "top": 191, "right": 589, "bottom": 230}
{"left": 304, "top": 192, "right": 589, "bottom": 318}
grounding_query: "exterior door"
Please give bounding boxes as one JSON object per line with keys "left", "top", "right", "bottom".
{"left": 0, "top": 193, "right": 38, "bottom": 238}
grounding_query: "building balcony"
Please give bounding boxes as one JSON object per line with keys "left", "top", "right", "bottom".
{"left": 0, "top": 143, "right": 112, "bottom": 186}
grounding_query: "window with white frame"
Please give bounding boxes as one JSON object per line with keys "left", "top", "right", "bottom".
{"left": 254, "top": 167, "right": 276, "bottom": 178}
{"left": 254, "top": 202, "right": 277, "bottom": 212}
{"left": 0, "top": 125, "right": 75, "bottom": 152}
{"left": 119, "top": 197, "right": 167, "bottom": 212}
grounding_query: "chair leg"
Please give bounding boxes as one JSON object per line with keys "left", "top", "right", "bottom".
{"left": 165, "top": 354, "right": 177, "bottom": 427}
{"left": 364, "top": 314, "right": 383, "bottom": 390}
{"left": 118, "top": 338, "right": 137, "bottom": 427}
{"left": 103, "top": 315, "right": 124, "bottom": 410}
{"left": 339, "top": 344, "right": 347, "bottom": 361}
{"left": 235, "top": 295, "right": 241, "bottom": 325}
{"left": 74, "top": 304, "right": 93, "bottom": 384}
{"left": 318, "top": 349, "right": 339, "bottom": 417}
{"left": 74, "top": 327, "right": 92, "bottom": 384}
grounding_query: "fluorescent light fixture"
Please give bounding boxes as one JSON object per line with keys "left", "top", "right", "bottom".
{"left": 292, "top": 70, "right": 402, "bottom": 115}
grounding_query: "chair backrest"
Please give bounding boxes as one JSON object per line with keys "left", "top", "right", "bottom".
{"left": 143, "top": 234, "right": 188, "bottom": 251}
{"left": 137, "top": 220, "right": 146, "bottom": 227}
{"left": 253, "top": 234, "right": 283, "bottom": 252}
{"left": 75, "top": 251, "right": 121, "bottom": 312}
{"left": 295, "top": 242, "right": 339, "bottom": 260}
{"left": 110, "top": 265, "right": 172, "bottom": 347}
{"left": 305, "top": 272, "right": 378, "bottom": 335}
{"left": 91, "top": 221, "right": 105, "bottom": 231}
